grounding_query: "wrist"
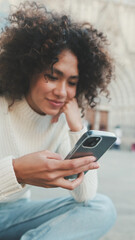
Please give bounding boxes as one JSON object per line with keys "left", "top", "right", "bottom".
{"left": 70, "top": 124, "right": 83, "bottom": 132}
{"left": 12, "top": 158, "right": 23, "bottom": 184}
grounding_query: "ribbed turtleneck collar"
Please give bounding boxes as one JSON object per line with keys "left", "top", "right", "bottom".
{"left": 9, "top": 97, "right": 51, "bottom": 124}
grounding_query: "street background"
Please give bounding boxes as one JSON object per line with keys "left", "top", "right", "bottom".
{"left": 1, "top": 0, "right": 135, "bottom": 149}
{"left": 31, "top": 149, "right": 135, "bottom": 240}
{"left": 0, "top": 0, "right": 134, "bottom": 239}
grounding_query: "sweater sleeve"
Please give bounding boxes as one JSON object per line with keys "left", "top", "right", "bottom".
{"left": 0, "top": 97, "right": 24, "bottom": 200}
{"left": 0, "top": 156, "right": 23, "bottom": 200}
{"left": 70, "top": 170, "right": 98, "bottom": 202}
{"left": 57, "top": 125, "right": 98, "bottom": 202}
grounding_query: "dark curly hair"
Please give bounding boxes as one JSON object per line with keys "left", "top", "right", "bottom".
{"left": 0, "top": 1, "right": 114, "bottom": 109}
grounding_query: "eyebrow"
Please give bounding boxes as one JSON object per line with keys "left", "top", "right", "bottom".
{"left": 53, "top": 67, "right": 79, "bottom": 80}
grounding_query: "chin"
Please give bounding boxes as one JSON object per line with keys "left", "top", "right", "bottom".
{"left": 42, "top": 109, "right": 60, "bottom": 116}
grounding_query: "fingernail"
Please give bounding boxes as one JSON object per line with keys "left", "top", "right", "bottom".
{"left": 95, "top": 162, "right": 100, "bottom": 168}
{"left": 91, "top": 156, "right": 96, "bottom": 161}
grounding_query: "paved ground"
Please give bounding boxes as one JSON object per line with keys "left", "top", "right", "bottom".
{"left": 31, "top": 150, "right": 135, "bottom": 240}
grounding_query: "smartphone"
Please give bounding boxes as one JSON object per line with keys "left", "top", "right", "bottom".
{"left": 65, "top": 130, "right": 116, "bottom": 179}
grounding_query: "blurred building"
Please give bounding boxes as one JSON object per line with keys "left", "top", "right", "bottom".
{"left": 42, "top": 0, "right": 135, "bottom": 149}
{"left": 0, "top": 0, "right": 135, "bottom": 149}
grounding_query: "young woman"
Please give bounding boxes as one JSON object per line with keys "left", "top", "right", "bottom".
{"left": 0, "top": 2, "right": 116, "bottom": 240}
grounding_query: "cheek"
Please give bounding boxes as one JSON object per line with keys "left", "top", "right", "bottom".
{"left": 34, "top": 82, "right": 52, "bottom": 95}
{"left": 67, "top": 87, "right": 77, "bottom": 99}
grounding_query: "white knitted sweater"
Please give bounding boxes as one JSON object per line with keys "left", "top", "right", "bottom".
{"left": 0, "top": 96, "right": 97, "bottom": 203}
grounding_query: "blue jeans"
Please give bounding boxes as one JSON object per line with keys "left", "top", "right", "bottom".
{"left": 0, "top": 194, "right": 116, "bottom": 240}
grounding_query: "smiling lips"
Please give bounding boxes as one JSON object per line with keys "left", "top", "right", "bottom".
{"left": 47, "top": 99, "right": 65, "bottom": 108}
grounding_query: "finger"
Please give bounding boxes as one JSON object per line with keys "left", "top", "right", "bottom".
{"left": 42, "top": 172, "right": 84, "bottom": 190}
{"left": 63, "top": 161, "right": 99, "bottom": 177}
{"left": 50, "top": 161, "right": 99, "bottom": 179}
{"left": 63, "top": 98, "right": 77, "bottom": 109}
{"left": 45, "top": 151, "right": 63, "bottom": 160}
{"left": 55, "top": 156, "right": 97, "bottom": 170}
{"left": 41, "top": 156, "right": 97, "bottom": 179}
{"left": 57, "top": 172, "right": 84, "bottom": 190}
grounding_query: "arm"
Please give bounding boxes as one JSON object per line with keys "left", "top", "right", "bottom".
{"left": 58, "top": 131, "right": 98, "bottom": 202}
{"left": 0, "top": 97, "right": 23, "bottom": 200}
{"left": 0, "top": 97, "right": 98, "bottom": 200}
{"left": 0, "top": 139, "right": 98, "bottom": 201}
{"left": 0, "top": 156, "right": 23, "bottom": 200}
{"left": 54, "top": 98, "right": 99, "bottom": 202}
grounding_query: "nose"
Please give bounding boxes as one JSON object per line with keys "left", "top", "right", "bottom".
{"left": 53, "top": 81, "right": 67, "bottom": 98}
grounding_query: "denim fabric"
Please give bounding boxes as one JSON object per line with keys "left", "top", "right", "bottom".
{"left": 0, "top": 194, "right": 116, "bottom": 240}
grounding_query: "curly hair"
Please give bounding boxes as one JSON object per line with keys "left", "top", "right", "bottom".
{"left": 0, "top": 1, "right": 114, "bottom": 109}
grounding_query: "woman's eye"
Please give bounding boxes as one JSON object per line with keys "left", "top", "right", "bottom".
{"left": 44, "top": 74, "right": 58, "bottom": 80}
{"left": 68, "top": 82, "right": 78, "bottom": 86}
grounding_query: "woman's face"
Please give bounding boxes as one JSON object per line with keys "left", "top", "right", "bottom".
{"left": 26, "top": 50, "right": 79, "bottom": 115}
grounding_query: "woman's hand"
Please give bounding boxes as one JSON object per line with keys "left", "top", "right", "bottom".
{"left": 52, "top": 98, "right": 83, "bottom": 132}
{"left": 13, "top": 150, "right": 99, "bottom": 190}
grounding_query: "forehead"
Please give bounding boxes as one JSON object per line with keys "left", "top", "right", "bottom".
{"left": 53, "top": 50, "right": 79, "bottom": 75}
